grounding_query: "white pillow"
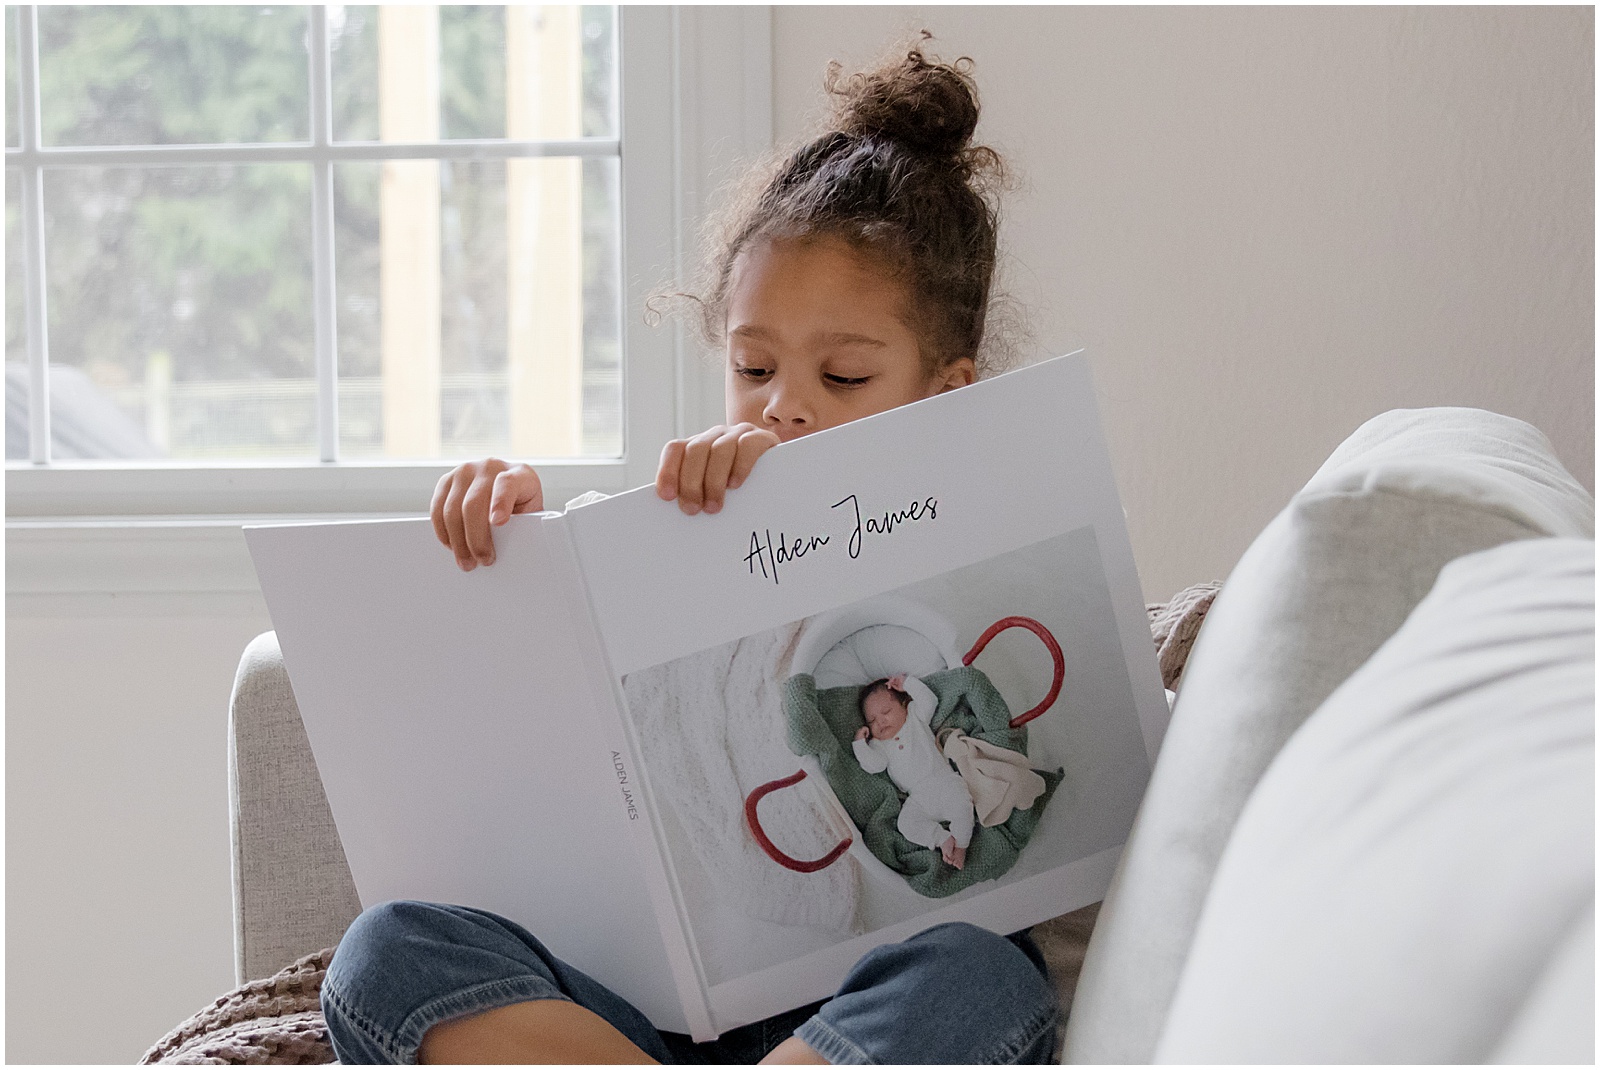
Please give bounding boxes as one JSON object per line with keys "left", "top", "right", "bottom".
{"left": 1064, "top": 408, "right": 1593, "bottom": 1063}
{"left": 1155, "top": 538, "right": 1595, "bottom": 1063}
{"left": 1491, "top": 905, "right": 1595, "bottom": 1064}
{"left": 812, "top": 624, "right": 949, "bottom": 688}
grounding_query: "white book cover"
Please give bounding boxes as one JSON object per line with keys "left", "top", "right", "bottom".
{"left": 245, "top": 352, "right": 1168, "bottom": 1041}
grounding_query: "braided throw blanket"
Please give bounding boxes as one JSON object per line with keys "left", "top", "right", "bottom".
{"left": 143, "top": 583, "right": 1219, "bottom": 1065}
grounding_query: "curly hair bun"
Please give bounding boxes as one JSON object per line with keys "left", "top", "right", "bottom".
{"left": 684, "top": 34, "right": 1016, "bottom": 378}
{"left": 826, "top": 39, "right": 980, "bottom": 159}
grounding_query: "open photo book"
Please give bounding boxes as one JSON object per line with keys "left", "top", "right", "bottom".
{"left": 245, "top": 353, "right": 1170, "bottom": 1041}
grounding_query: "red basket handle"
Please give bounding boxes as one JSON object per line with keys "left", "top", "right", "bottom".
{"left": 744, "top": 769, "right": 853, "bottom": 873}
{"left": 963, "top": 615, "right": 1066, "bottom": 728}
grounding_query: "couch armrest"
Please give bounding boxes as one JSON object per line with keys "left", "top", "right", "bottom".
{"left": 228, "top": 631, "right": 362, "bottom": 984}
{"left": 1063, "top": 408, "right": 1593, "bottom": 1063}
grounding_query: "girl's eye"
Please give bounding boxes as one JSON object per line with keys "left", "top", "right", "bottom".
{"left": 825, "top": 373, "right": 871, "bottom": 387}
{"left": 735, "top": 365, "right": 773, "bottom": 381}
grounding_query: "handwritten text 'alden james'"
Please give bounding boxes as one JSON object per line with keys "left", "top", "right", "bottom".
{"left": 743, "top": 493, "right": 939, "bottom": 585}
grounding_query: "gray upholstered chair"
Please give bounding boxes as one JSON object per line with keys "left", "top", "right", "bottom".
{"left": 227, "top": 631, "right": 362, "bottom": 985}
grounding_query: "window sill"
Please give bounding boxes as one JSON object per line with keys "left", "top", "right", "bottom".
{"left": 7, "top": 517, "right": 273, "bottom": 603}
{"left": 4, "top": 465, "right": 634, "bottom": 601}
{"left": 4, "top": 459, "right": 626, "bottom": 519}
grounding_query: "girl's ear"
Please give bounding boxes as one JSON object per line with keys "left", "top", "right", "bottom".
{"left": 932, "top": 358, "right": 977, "bottom": 394}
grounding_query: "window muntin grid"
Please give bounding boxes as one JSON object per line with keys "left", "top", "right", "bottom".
{"left": 4, "top": 4, "right": 622, "bottom": 467}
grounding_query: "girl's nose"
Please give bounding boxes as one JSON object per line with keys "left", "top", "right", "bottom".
{"left": 762, "top": 375, "right": 815, "bottom": 433}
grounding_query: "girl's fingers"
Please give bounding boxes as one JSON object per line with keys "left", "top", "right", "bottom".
{"left": 490, "top": 466, "right": 543, "bottom": 524}
{"left": 430, "top": 470, "right": 456, "bottom": 548}
{"left": 516, "top": 467, "right": 544, "bottom": 513}
{"left": 657, "top": 424, "right": 773, "bottom": 516}
{"left": 699, "top": 428, "right": 745, "bottom": 514}
{"left": 727, "top": 427, "right": 780, "bottom": 489}
{"left": 461, "top": 469, "right": 499, "bottom": 566}
{"left": 656, "top": 439, "right": 686, "bottom": 501}
{"left": 673, "top": 427, "right": 723, "bottom": 515}
{"left": 430, "top": 458, "right": 540, "bottom": 569}
{"left": 441, "top": 475, "right": 474, "bottom": 570}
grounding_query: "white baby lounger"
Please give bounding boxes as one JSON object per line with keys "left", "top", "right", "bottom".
{"left": 745, "top": 594, "right": 1065, "bottom": 906}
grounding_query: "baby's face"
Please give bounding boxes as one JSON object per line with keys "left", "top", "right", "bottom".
{"left": 863, "top": 689, "right": 909, "bottom": 740}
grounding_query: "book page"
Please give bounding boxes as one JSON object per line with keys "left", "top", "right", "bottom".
{"left": 562, "top": 354, "right": 1168, "bottom": 1033}
{"left": 245, "top": 515, "right": 687, "bottom": 1033}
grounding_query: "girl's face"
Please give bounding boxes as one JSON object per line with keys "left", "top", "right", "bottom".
{"left": 723, "top": 237, "right": 975, "bottom": 441}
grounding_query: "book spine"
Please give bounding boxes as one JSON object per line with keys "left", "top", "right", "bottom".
{"left": 549, "top": 515, "right": 719, "bottom": 1041}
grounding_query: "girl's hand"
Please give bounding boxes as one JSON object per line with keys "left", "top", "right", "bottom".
{"left": 656, "top": 423, "right": 781, "bottom": 515}
{"left": 855, "top": 726, "right": 871, "bottom": 742}
{"left": 431, "top": 459, "right": 544, "bottom": 571}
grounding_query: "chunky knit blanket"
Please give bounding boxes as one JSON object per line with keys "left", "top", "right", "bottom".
{"left": 1148, "top": 581, "right": 1222, "bottom": 690}
{"left": 143, "top": 583, "right": 1219, "bottom": 1065}
{"left": 140, "top": 948, "right": 333, "bottom": 1064}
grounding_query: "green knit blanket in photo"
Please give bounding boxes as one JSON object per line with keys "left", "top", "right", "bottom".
{"left": 782, "top": 666, "right": 1064, "bottom": 898}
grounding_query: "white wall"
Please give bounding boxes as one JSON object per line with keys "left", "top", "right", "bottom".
{"left": 771, "top": 6, "right": 1594, "bottom": 598}
{"left": 6, "top": 592, "right": 272, "bottom": 1063}
{"left": 3, "top": 6, "right": 1592, "bottom": 1062}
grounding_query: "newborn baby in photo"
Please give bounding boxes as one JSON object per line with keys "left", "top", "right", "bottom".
{"left": 852, "top": 673, "right": 976, "bottom": 869}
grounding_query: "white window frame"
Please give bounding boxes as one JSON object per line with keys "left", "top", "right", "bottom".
{"left": 4, "top": 5, "right": 769, "bottom": 522}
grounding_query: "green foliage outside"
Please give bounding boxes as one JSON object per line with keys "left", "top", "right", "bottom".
{"left": 4, "top": 5, "right": 619, "bottom": 460}
{"left": 5, "top": 6, "right": 19, "bottom": 149}
{"left": 38, "top": 5, "right": 310, "bottom": 146}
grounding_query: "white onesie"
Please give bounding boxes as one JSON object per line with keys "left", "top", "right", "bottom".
{"left": 852, "top": 675, "right": 976, "bottom": 851}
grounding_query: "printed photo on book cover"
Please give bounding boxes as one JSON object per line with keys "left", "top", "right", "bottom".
{"left": 619, "top": 526, "right": 1150, "bottom": 987}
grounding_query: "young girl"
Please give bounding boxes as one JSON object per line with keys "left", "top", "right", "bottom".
{"left": 325, "top": 45, "right": 1059, "bottom": 1065}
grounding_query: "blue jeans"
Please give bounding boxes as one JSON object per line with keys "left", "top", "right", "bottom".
{"left": 322, "top": 900, "right": 1059, "bottom": 1064}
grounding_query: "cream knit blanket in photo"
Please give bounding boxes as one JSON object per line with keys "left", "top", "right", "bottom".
{"left": 622, "top": 622, "right": 861, "bottom": 932}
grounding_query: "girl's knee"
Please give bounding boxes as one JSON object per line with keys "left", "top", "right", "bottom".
{"left": 341, "top": 898, "right": 443, "bottom": 948}
{"left": 808, "top": 923, "right": 1059, "bottom": 1063}
{"left": 323, "top": 901, "right": 464, "bottom": 1063}
{"left": 327, "top": 899, "right": 545, "bottom": 1009}
{"left": 322, "top": 900, "right": 579, "bottom": 1063}
{"left": 911, "top": 920, "right": 1016, "bottom": 959}
{"left": 330, "top": 900, "right": 452, "bottom": 983}
{"left": 902, "top": 922, "right": 1054, "bottom": 999}
{"left": 848, "top": 922, "right": 1051, "bottom": 990}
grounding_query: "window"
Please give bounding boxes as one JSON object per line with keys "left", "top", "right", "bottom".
{"left": 5, "top": 4, "right": 701, "bottom": 517}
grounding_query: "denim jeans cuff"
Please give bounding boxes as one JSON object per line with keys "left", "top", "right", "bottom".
{"left": 970, "top": 1003, "right": 1060, "bottom": 1064}
{"left": 793, "top": 1015, "right": 875, "bottom": 1065}
{"left": 326, "top": 972, "right": 572, "bottom": 1063}
{"left": 794, "top": 1001, "right": 1060, "bottom": 1065}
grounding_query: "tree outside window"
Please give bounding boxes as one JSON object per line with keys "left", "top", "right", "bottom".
{"left": 4, "top": 4, "right": 621, "bottom": 464}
